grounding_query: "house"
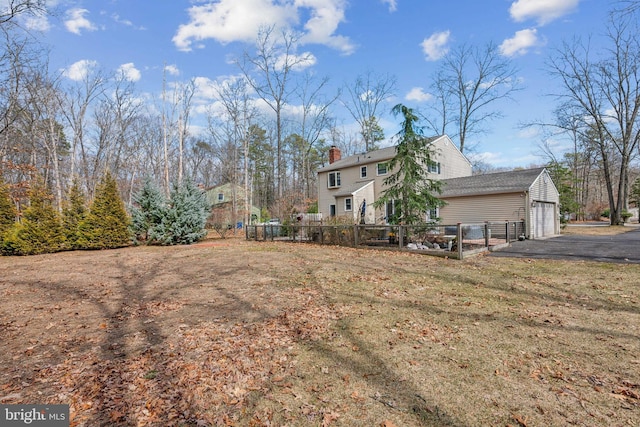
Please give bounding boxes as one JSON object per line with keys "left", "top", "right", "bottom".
{"left": 438, "top": 167, "right": 560, "bottom": 239}
{"left": 204, "top": 183, "right": 261, "bottom": 227}
{"left": 317, "top": 135, "right": 472, "bottom": 224}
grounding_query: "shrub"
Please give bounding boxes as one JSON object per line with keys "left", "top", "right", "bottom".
{"left": 130, "top": 177, "right": 167, "bottom": 244}
{"left": 62, "top": 179, "right": 88, "bottom": 250}
{"left": 0, "top": 177, "right": 16, "bottom": 241}
{"left": 78, "top": 171, "right": 131, "bottom": 249}
{"left": 3, "top": 179, "right": 65, "bottom": 255}
{"left": 151, "top": 178, "right": 209, "bottom": 245}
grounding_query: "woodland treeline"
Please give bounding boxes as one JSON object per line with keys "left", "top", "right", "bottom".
{"left": 1, "top": 1, "right": 640, "bottom": 232}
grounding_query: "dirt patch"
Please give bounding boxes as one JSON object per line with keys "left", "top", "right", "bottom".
{"left": 1, "top": 238, "right": 639, "bottom": 426}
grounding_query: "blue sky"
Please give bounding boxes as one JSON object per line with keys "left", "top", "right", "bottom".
{"left": 21, "top": 0, "right": 613, "bottom": 168}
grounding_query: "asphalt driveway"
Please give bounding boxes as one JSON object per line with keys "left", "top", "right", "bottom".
{"left": 490, "top": 227, "right": 640, "bottom": 264}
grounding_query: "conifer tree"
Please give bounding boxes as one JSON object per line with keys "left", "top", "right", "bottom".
{"left": 78, "top": 171, "right": 131, "bottom": 249}
{"left": 130, "top": 177, "right": 167, "bottom": 244}
{"left": 3, "top": 178, "right": 65, "bottom": 255}
{"left": 152, "top": 178, "right": 209, "bottom": 245}
{"left": 0, "top": 177, "right": 16, "bottom": 241}
{"left": 62, "top": 179, "right": 88, "bottom": 250}
{"left": 373, "top": 104, "right": 444, "bottom": 225}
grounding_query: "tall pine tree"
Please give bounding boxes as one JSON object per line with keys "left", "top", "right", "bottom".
{"left": 78, "top": 171, "right": 131, "bottom": 249}
{"left": 3, "top": 178, "right": 66, "bottom": 255}
{"left": 373, "top": 104, "right": 444, "bottom": 225}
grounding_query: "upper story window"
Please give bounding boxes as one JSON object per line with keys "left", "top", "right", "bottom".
{"left": 377, "top": 162, "right": 388, "bottom": 175}
{"left": 345, "top": 198, "right": 352, "bottom": 211}
{"left": 217, "top": 193, "right": 224, "bottom": 202}
{"left": 360, "top": 166, "right": 367, "bottom": 179}
{"left": 427, "top": 161, "right": 441, "bottom": 174}
{"left": 328, "top": 171, "right": 341, "bottom": 188}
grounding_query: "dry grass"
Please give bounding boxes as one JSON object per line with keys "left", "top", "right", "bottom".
{"left": 1, "top": 235, "right": 639, "bottom": 426}
{"left": 562, "top": 224, "right": 637, "bottom": 235}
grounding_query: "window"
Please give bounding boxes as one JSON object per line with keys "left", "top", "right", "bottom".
{"left": 345, "top": 198, "right": 352, "bottom": 211}
{"left": 427, "top": 161, "right": 441, "bottom": 174}
{"left": 427, "top": 207, "right": 439, "bottom": 221}
{"left": 377, "top": 162, "right": 388, "bottom": 175}
{"left": 330, "top": 204, "right": 336, "bottom": 217}
{"left": 217, "top": 193, "right": 224, "bottom": 202}
{"left": 360, "top": 166, "right": 367, "bottom": 178}
{"left": 328, "top": 171, "right": 341, "bottom": 188}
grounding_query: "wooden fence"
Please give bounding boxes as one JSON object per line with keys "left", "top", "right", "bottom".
{"left": 245, "top": 221, "right": 525, "bottom": 259}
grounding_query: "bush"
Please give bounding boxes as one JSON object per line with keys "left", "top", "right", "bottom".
{"left": 78, "top": 172, "right": 131, "bottom": 249}
{"left": 62, "top": 179, "right": 88, "bottom": 250}
{"left": 150, "top": 178, "right": 209, "bottom": 245}
{"left": 2, "top": 179, "right": 65, "bottom": 255}
{"left": 0, "top": 177, "right": 16, "bottom": 241}
{"left": 130, "top": 177, "right": 167, "bottom": 244}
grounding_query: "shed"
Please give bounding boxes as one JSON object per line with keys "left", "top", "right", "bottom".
{"left": 438, "top": 168, "right": 560, "bottom": 239}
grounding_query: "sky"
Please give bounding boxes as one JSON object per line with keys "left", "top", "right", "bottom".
{"left": 15, "top": 0, "right": 616, "bottom": 168}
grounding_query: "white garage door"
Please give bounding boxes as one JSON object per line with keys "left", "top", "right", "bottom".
{"left": 534, "top": 202, "right": 555, "bottom": 238}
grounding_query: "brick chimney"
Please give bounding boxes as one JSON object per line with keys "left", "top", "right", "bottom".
{"left": 329, "top": 145, "right": 341, "bottom": 164}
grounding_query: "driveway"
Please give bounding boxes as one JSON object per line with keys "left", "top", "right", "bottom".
{"left": 490, "top": 227, "right": 640, "bottom": 264}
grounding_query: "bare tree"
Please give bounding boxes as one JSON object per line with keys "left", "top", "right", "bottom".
{"left": 237, "top": 26, "right": 313, "bottom": 199}
{"left": 343, "top": 70, "right": 396, "bottom": 152}
{"left": 429, "top": 42, "right": 520, "bottom": 154}
{"left": 0, "top": 0, "right": 47, "bottom": 25}
{"left": 547, "top": 13, "right": 640, "bottom": 225}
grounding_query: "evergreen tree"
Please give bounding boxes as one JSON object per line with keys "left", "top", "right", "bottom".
{"left": 130, "top": 177, "right": 167, "bottom": 244}
{"left": 152, "top": 178, "right": 208, "bottom": 245}
{"left": 78, "top": 171, "right": 131, "bottom": 249}
{"left": 373, "top": 104, "right": 444, "bottom": 225}
{"left": 62, "top": 179, "right": 88, "bottom": 250}
{"left": 0, "top": 177, "right": 16, "bottom": 241}
{"left": 3, "top": 178, "right": 65, "bottom": 255}
{"left": 547, "top": 161, "right": 579, "bottom": 224}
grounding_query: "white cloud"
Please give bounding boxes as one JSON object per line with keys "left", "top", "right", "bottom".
{"left": 164, "top": 64, "right": 180, "bottom": 76}
{"left": 117, "top": 63, "right": 141, "bottom": 82}
{"left": 63, "top": 59, "right": 98, "bottom": 81}
{"left": 500, "top": 28, "right": 540, "bottom": 56}
{"left": 173, "top": 0, "right": 354, "bottom": 54}
{"left": 381, "top": 0, "right": 397, "bottom": 12}
{"left": 405, "top": 87, "right": 432, "bottom": 103}
{"left": 421, "top": 30, "right": 450, "bottom": 61}
{"left": 509, "top": 0, "right": 580, "bottom": 25}
{"left": 64, "top": 8, "right": 97, "bottom": 35}
{"left": 276, "top": 52, "right": 317, "bottom": 71}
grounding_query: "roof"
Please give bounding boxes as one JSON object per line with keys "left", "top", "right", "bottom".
{"left": 332, "top": 180, "right": 374, "bottom": 197}
{"left": 439, "top": 167, "right": 547, "bottom": 198}
{"left": 317, "top": 135, "right": 442, "bottom": 173}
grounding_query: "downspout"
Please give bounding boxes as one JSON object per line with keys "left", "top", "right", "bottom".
{"left": 524, "top": 191, "right": 531, "bottom": 239}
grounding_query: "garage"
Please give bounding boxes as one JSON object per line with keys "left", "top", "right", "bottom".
{"left": 533, "top": 201, "right": 556, "bottom": 238}
{"left": 438, "top": 167, "right": 560, "bottom": 240}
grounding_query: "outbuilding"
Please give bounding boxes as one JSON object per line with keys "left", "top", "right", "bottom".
{"left": 438, "top": 167, "right": 560, "bottom": 239}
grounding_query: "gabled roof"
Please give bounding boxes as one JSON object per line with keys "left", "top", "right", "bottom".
{"left": 439, "top": 167, "right": 547, "bottom": 198}
{"left": 317, "top": 135, "right": 444, "bottom": 173}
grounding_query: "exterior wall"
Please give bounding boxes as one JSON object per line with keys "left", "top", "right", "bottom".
{"left": 317, "top": 135, "right": 472, "bottom": 223}
{"left": 527, "top": 170, "right": 560, "bottom": 237}
{"left": 439, "top": 193, "right": 527, "bottom": 224}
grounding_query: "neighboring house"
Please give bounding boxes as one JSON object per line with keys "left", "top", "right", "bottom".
{"left": 204, "top": 183, "right": 261, "bottom": 227}
{"left": 438, "top": 167, "right": 560, "bottom": 239}
{"left": 317, "top": 135, "right": 472, "bottom": 224}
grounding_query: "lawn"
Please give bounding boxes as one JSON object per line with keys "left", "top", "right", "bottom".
{"left": 1, "top": 231, "right": 639, "bottom": 426}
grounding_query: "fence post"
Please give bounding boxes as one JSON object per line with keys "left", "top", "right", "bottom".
{"left": 506, "top": 222, "right": 510, "bottom": 242}
{"left": 484, "top": 222, "right": 490, "bottom": 248}
{"left": 457, "top": 223, "right": 463, "bottom": 259}
{"left": 354, "top": 225, "right": 359, "bottom": 247}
